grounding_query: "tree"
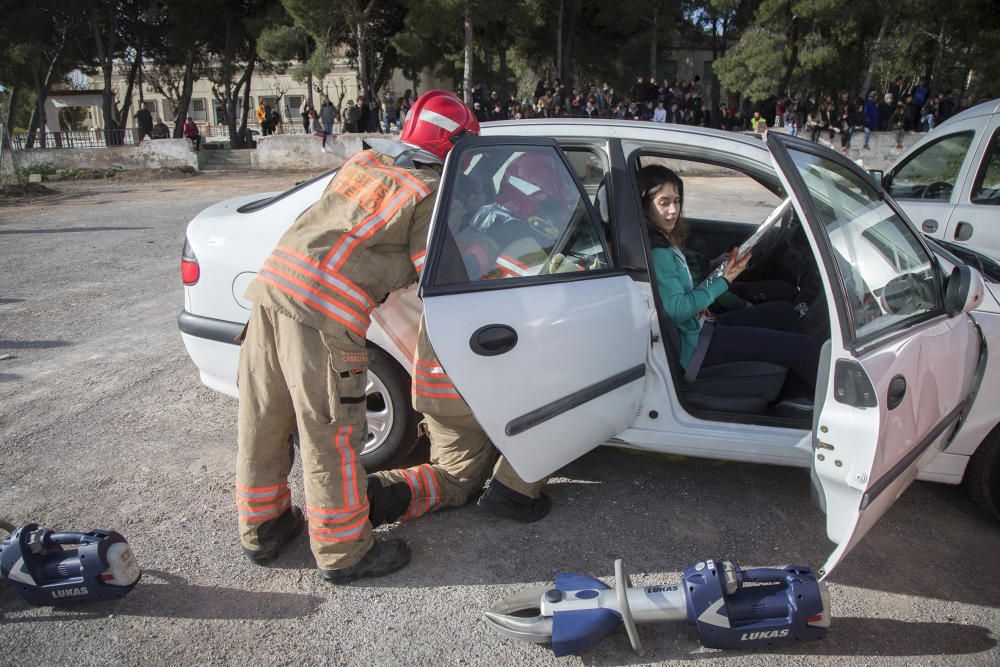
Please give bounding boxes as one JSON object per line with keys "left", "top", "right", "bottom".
{"left": 281, "top": 0, "right": 407, "bottom": 100}
{"left": 200, "top": 0, "right": 287, "bottom": 147}
{"left": 684, "top": 0, "right": 758, "bottom": 127}
{"left": 0, "top": 1, "right": 84, "bottom": 146}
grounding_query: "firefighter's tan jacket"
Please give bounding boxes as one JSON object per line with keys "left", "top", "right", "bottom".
{"left": 245, "top": 149, "right": 438, "bottom": 369}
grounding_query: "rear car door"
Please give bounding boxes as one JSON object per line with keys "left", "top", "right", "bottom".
{"left": 768, "top": 133, "right": 982, "bottom": 576}
{"left": 420, "top": 137, "right": 648, "bottom": 482}
{"left": 941, "top": 121, "right": 1000, "bottom": 260}
{"left": 884, "top": 116, "right": 986, "bottom": 245}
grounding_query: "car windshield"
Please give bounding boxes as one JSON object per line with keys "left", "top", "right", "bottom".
{"left": 708, "top": 198, "right": 791, "bottom": 280}
{"left": 787, "top": 148, "right": 943, "bottom": 341}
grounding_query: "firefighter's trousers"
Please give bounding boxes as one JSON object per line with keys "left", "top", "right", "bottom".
{"left": 236, "top": 304, "right": 372, "bottom": 570}
{"left": 371, "top": 412, "right": 547, "bottom": 521}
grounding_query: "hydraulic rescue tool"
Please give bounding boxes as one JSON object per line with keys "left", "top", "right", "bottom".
{"left": 484, "top": 558, "right": 829, "bottom": 656}
{"left": 0, "top": 522, "right": 141, "bottom": 605}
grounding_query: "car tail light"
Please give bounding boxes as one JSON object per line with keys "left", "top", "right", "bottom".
{"left": 181, "top": 238, "right": 200, "bottom": 286}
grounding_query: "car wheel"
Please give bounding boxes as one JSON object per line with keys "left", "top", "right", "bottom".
{"left": 360, "top": 346, "right": 419, "bottom": 471}
{"left": 964, "top": 427, "right": 1000, "bottom": 522}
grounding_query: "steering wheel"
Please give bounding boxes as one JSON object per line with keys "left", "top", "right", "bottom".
{"left": 743, "top": 204, "right": 794, "bottom": 273}
{"left": 921, "top": 181, "right": 953, "bottom": 200}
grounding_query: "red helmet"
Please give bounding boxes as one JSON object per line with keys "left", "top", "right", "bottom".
{"left": 400, "top": 90, "right": 479, "bottom": 160}
{"left": 497, "top": 152, "right": 577, "bottom": 219}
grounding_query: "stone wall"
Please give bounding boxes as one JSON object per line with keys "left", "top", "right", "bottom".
{"left": 250, "top": 133, "right": 400, "bottom": 171}
{"left": 767, "top": 126, "right": 923, "bottom": 170}
{"left": 6, "top": 139, "right": 198, "bottom": 172}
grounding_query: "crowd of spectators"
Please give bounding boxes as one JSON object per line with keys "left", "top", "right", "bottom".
{"left": 274, "top": 73, "right": 980, "bottom": 154}
{"left": 458, "top": 74, "right": 977, "bottom": 152}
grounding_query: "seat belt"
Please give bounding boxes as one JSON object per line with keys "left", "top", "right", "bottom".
{"left": 684, "top": 321, "right": 715, "bottom": 382}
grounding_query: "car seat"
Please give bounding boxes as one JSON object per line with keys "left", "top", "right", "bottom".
{"left": 654, "top": 296, "right": 788, "bottom": 415}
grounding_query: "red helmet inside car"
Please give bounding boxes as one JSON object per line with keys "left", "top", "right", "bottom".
{"left": 496, "top": 152, "right": 577, "bottom": 220}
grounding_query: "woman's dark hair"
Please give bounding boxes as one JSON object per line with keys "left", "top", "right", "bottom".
{"left": 638, "top": 164, "right": 687, "bottom": 248}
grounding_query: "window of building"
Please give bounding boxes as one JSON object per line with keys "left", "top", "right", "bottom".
{"left": 191, "top": 98, "right": 208, "bottom": 122}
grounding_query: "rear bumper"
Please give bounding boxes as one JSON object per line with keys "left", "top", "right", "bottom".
{"left": 178, "top": 310, "right": 242, "bottom": 397}
{"left": 177, "top": 309, "right": 244, "bottom": 345}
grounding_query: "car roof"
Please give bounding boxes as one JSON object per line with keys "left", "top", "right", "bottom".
{"left": 479, "top": 118, "right": 771, "bottom": 154}
{"left": 936, "top": 98, "right": 1000, "bottom": 131}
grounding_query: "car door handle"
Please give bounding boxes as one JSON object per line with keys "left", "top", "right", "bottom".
{"left": 953, "top": 221, "right": 974, "bottom": 241}
{"left": 887, "top": 375, "right": 907, "bottom": 410}
{"left": 470, "top": 324, "right": 518, "bottom": 356}
{"left": 921, "top": 219, "right": 938, "bottom": 233}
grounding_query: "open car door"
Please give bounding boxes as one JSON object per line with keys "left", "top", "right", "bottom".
{"left": 419, "top": 137, "right": 648, "bottom": 482}
{"left": 767, "top": 133, "right": 983, "bottom": 577}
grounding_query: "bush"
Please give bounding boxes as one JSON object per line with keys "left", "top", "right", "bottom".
{"left": 19, "top": 162, "right": 57, "bottom": 178}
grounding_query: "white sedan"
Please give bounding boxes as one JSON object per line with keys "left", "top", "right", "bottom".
{"left": 179, "top": 120, "right": 1000, "bottom": 578}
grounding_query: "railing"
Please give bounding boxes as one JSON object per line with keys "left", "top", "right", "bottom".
{"left": 9, "top": 129, "right": 140, "bottom": 150}
{"left": 10, "top": 120, "right": 362, "bottom": 150}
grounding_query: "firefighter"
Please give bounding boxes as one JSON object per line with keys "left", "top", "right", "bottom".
{"left": 363, "top": 154, "right": 583, "bottom": 529}
{"left": 235, "top": 90, "right": 480, "bottom": 583}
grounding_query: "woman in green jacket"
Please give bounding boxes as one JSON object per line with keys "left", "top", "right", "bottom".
{"left": 641, "top": 165, "right": 820, "bottom": 403}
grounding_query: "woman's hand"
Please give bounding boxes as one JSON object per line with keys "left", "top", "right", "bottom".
{"left": 723, "top": 248, "right": 751, "bottom": 283}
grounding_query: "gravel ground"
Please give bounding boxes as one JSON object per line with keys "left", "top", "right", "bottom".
{"left": 0, "top": 171, "right": 997, "bottom": 666}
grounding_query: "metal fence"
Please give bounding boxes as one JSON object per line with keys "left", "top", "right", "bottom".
{"left": 10, "top": 120, "right": 354, "bottom": 151}
{"left": 9, "top": 129, "right": 139, "bottom": 150}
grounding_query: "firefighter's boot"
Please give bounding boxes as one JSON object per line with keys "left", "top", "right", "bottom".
{"left": 319, "top": 537, "right": 411, "bottom": 583}
{"left": 366, "top": 474, "right": 412, "bottom": 528}
{"left": 477, "top": 479, "right": 551, "bottom": 523}
{"left": 242, "top": 506, "right": 306, "bottom": 564}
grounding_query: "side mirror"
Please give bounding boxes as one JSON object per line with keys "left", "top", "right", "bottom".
{"left": 867, "top": 169, "right": 884, "bottom": 187}
{"left": 944, "top": 264, "right": 986, "bottom": 316}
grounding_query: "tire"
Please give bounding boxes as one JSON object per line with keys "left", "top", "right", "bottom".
{"left": 964, "top": 427, "right": 1000, "bottom": 522}
{"left": 359, "top": 346, "right": 419, "bottom": 471}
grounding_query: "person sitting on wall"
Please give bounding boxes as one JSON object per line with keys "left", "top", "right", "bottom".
{"left": 151, "top": 120, "right": 170, "bottom": 139}
{"left": 183, "top": 117, "right": 201, "bottom": 151}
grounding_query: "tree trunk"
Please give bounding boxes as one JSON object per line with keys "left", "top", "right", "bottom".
{"left": 230, "top": 41, "right": 256, "bottom": 149}
{"left": 498, "top": 43, "right": 509, "bottom": 99}
{"left": 562, "top": 0, "right": 582, "bottom": 87}
{"left": 930, "top": 18, "right": 946, "bottom": 91}
{"left": 28, "top": 64, "right": 45, "bottom": 148}
{"left": 775, "top": 16, "right": 799, "bottom": 98}
{"left": 356, "top": 25, "right": 370, "bottom": 99}
{"left": 556, "top": 0, "right": 564, "bottom": 83}
{"left": 860, "top": 13, "right": 890, "bottom": 95}
{"left": 173, "top": 49, "right": 196, "bottom": 138}
{"left": 649, "top": 5, "right": 658, "bottom": 79}
{"left": 118, "top": 47, "right": 142, "bottom": 132}
{"left": 91, "top": 8, "right": 121, "bottom": 144}
{"left": 4, "top": 85, "right": 17, "bottom": 134}
{"left": 463, "top": 9, "right": 473, "bottom": 103}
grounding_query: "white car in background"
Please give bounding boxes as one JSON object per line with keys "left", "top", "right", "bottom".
{"left": 180, "top": 120, "right": 1000, "bottom": 578}
{"left": 882, "top": 98, "right": 1000, "bottom": 260}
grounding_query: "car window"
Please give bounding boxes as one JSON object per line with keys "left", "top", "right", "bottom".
{"left": 564, "top": 149, "right": 607, "bottom": 200}
{"left": 887, "top": 131, "right": 974, "bottom": 201}
{"left": 637, "top": 156, "right": 781, "bottom": 224}
{"left": 431, "top": 144, "right": 610, "bottom": 286}
{"left": 971, "top": 128, "right": 1000, "bottom": 205}
{"left": 787, "top": 149, "right": 942, "bottom": 341}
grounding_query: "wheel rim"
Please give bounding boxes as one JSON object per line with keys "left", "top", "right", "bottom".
{"left": 363, "top": 369, "right": 395, "bottom": 456}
